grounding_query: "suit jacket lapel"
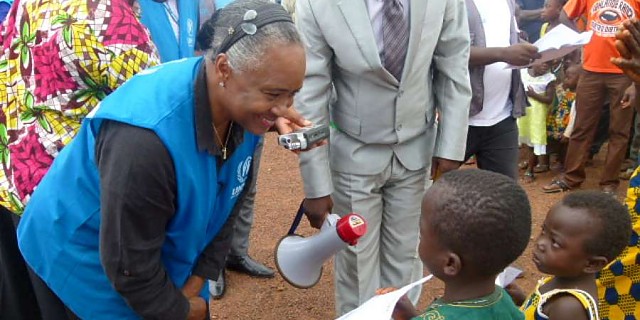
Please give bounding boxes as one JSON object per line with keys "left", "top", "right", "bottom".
{"left": 401, "top": 0, "right": 427, "bottom": 80}
{"left": 337, "top": 0, "right": 381, "bottom": 70}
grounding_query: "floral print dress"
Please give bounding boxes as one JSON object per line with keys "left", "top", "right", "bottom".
{"left": 0, "top": 0, "right": 160, "bottom": 213}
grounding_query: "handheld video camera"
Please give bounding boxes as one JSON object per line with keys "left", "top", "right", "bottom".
{"left": 278, "top": 124, "right": 329, "bottom": 151}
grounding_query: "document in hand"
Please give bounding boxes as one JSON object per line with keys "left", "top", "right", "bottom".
{"left": 336, "top": 275, "right": 434, "bottom": 320}
{"left": 495, "top": 266, "right": 523, "bottom": 288}
{"left": 507, "top": 24, "right": 593, "bottom": 69}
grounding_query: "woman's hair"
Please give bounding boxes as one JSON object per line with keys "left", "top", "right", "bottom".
{"left": 197, "top": 0, "right": 301, "bottom": 72}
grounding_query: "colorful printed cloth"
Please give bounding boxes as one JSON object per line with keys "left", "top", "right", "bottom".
{"left": 0, "top": 0, "right": 160, "bottom": 213}
{"left": 596, "top": 166, "right": 640, "bottom": 320}
{"left": 521, "top": 277, "right": 600, "bottom": 320}
{"left": 546, "top": 85, "right": 576, "bottom": 140}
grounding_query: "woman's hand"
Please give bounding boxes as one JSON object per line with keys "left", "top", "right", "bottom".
{"left": 182, "top": 275, "right": 207, "bottom": 320}
{"left": 186, "top": 296, "right": 208, "bottom": 320}
{"left": 274, "top": 107, "right": 328, "bottom": 152}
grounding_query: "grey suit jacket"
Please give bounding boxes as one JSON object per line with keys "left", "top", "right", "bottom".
{"left": 295, "top": 0, "right": 472, "bottom": 198}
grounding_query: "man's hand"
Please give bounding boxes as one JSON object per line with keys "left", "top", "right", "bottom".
{"left": 186, "top": 296, "right": 207, "bottom": 320}
{"left": 503, "top": 43, "right": 541, "bottom": 66}
{"left": 303, "top": 196, "right": 333, "bottom": 229}
{"left": 431, "top": 157, "right": 461, "bottom": 180}
{"left": 621, "top": 84, "right": 637, "bottom": 109}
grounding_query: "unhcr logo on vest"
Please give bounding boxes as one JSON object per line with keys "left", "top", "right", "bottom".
{"left": 232, "top": 156, "right": 252, "bottom": 198}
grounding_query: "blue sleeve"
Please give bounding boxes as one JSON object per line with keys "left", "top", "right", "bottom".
{"left": 0, "top": 2, "right": 12, "bottom": 24}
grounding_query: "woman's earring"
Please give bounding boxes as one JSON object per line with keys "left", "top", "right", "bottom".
{"left": 218, "top": 82, "right": 225, "bottom": 88}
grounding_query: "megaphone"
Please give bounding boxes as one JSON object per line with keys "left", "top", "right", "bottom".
{"left": 275, "top": 204, "right": 367, "bottom": 289}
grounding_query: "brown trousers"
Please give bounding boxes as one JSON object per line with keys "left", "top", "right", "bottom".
{"left": 564, "top": 71, "right": 633, "bottom": 187}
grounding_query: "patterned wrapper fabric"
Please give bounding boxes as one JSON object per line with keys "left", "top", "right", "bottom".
{"left": 0, "top": 0, "right": 160, "bottom": 213}
{"left": 596, "top": 166, "right": 640, "bottom": 320}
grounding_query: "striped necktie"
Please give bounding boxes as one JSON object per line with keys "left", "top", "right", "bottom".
{"left": 382, "top": 0, "right": 409, "bottom": 81}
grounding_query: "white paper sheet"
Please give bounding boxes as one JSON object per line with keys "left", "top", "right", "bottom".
{"left": 495, "top": 266, "right": 523, "bottom": 288}
{"left": 336, "top": 275, "right": 434, "bottom": 320}
{"left": 507, "top": 24, "right": 593, "bottom": 69}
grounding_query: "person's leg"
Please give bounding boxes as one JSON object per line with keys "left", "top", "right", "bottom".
{"left": 474, "top": 117, "right": 520, "bottom": 180}
{"left": 226, "top": 139, "right": 273, "bottom": 277}
{"left": 622, "top": 112, "right": 640, "bottom": 180}
{"left": 0, "top": 207, "right": 41, "bottom": 320}
{"left": 229, "top": 139, "right": 264, "bottom": 258}
{"left": 332, "top": 165, "right": 388, "bottom": 316}
{"left": 561, "top": 71, "right": 607, "bottom": 187}
{"left": 379, "top": 157, "right": 425, "bottom": 305}
{"left": 600, "top": 75, "right": 633, "bottom": 188}
{"left": 212, "top": 140, "right": 271, "bottom": 299}
{"left": 464, "top": 125, "right": 482, "bottom": 163}
{"left": 524, "top": 146, "right": 536, "bottom": 183}
{"left": 588, "top": 103, "right": 610, "bottom": 162}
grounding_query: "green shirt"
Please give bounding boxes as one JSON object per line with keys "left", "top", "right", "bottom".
{"left": 413, "top": 287, "right": 524, "bottom": 320}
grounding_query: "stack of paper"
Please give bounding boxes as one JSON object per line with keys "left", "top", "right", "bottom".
{"left": 336, "top": 275, "right": 433, "bottom": 320}
{"left": 507, "top": 24, "right": 593, "bottom": 69}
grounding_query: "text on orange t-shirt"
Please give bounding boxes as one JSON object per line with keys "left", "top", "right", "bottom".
{"left": 564, "top": 0, "right": 640, "bottom": 73}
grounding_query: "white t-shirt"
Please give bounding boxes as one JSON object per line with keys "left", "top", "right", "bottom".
{"left": 469, "top": 0, "right": 513, "bottom": 127}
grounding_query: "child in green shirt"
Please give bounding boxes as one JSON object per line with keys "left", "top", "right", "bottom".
{"left": 380, "top": 169, "right": 531, "bottom": 319}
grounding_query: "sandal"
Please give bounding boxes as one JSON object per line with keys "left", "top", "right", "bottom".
{"left": 518, "top": 161, "right": 529, "bottom": 170}
{"left": 533, "top": 164, "right": 549, "bottom": 173}
{"left": 542, "top": 179, "right": 571, "bottom": 193}
{"left": 549, "top": 162, "right": 564, "bottom": 172}
{"left": 464, "top": 156, "right": 476, "bottom": 166}
{"left": 521, "top": 171, "right": 535, "bottom": 184}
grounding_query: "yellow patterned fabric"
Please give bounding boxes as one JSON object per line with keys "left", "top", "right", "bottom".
{"left": 521, "top": 277, "right": 600, "bottom": 320}
{"left": 596, "top": 166, "right": 640, "bottom": 320}
{"left": 0, "top": 0, "right": 160, "bottom": 213}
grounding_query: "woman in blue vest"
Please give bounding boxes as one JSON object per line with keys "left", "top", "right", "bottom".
{"left": 17, "top": 1, "right": 307, "bottom": 319}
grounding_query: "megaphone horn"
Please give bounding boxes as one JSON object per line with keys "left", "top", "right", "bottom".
{"left": 275, "top": 202, "right": 367, "bottom": 289}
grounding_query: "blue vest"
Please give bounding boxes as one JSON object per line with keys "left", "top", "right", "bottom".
{"left": 139, "top": 0, "right": 198, "bottom": 62}
{"left": 18, "top": 57, "right": 260, "bottom": 319}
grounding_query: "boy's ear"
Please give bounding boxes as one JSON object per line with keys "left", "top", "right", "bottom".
{"left": 583, "top": 256, "right": 608, "bottom": 274}
{"left": 443, "top": 252, "right": 462, "bottom": 277}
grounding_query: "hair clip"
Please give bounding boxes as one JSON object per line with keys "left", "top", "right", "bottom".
{"left": 228, "top": 27, "right": 234, "bottom": 35}
{"left": 240, "top": 9, "right": 258, "bottom": 35}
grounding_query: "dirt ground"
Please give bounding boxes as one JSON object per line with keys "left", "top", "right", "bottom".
{"left": 209, "top": 133, "right": 629, "bottom": 320}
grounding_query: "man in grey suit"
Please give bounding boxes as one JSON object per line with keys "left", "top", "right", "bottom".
{"left": 293, "top": 0, "right": 472, "bottom": 315}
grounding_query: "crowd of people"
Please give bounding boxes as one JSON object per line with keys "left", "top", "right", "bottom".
{"left": 0, "top": 0, "right": 640, "bottom": 319}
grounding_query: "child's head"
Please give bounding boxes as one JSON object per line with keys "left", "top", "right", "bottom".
{"left": 419, "top": 169, "right": 532, "bottom": 281}
{"left": 533, "top": 191, "right": 631, "bottom": 277}
{"left": 541, "top": 0, "right": 567, "bottom": 23}
{"left": 531, "top": 62, "right": 550, "bottom": 76}
{"left": 563, "top": 64, "right": 581, "bottom": 90}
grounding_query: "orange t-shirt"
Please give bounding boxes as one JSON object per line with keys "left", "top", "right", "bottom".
{"left": 564, "top": 0, "right": 640, "bottom": 73}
